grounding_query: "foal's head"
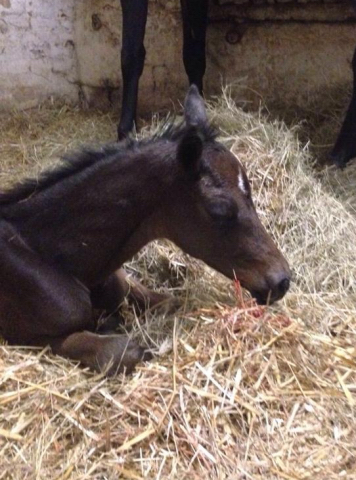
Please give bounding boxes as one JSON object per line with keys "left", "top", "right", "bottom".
{"left": 160, "top": 85, "right": 291, "bottom": 304}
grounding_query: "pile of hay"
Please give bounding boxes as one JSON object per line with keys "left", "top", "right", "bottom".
{"left": 0, "top": 92, "right": 355, "bottom": 479}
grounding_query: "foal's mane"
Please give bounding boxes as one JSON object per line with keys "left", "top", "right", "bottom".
{"left": 0, "top": 121, "right": 218, "bottom": 207}
{"left": 0, "top": 146, "right": 121, "bottom": 207}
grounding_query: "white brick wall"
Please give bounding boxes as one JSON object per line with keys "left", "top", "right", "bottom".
{"left": 0, "top": 0, "right": 355, "bottom": 113}
{"left": 0, "top": 0, "right": 185, "bottom": 112}
{"left": 0, "top": 0, "right": 77, "bottom": 110}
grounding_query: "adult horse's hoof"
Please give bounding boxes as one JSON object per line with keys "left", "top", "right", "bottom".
{"left": 330, "top": 149, "right": 356, "bottom": 168}
{"left": 117, "top": 129, "right": 128, "bottom": 142}
{"left": 117, "top": 121, "right": 134, "bottom": 142}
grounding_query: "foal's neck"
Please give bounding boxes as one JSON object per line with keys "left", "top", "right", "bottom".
{"left": 102, "top": 143, "right": 179, "bottom": 265}
{"left": 92, "top": 149, "right": 181, "bottom": 282}
{"left": 14, "top": 140, "right": 179, "bottom": 285}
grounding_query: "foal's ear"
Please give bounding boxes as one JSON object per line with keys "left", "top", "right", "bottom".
{"left": 177, "top": 127, "right": 203, "bottom": 178}
{"left": 184, "top": 84, "right": 208, "bottom": 127}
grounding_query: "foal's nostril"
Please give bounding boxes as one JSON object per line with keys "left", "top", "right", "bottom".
{"left": 277, "top": 277, "right": 290, "bottom": 296}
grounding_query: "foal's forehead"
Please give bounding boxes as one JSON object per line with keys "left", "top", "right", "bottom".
{"left": 209, "top": 148, "right": 249, "bottom": 194}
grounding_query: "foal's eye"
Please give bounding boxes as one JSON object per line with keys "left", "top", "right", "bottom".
{"left": 206, "top": 200, "right": 238, "bottom": 227}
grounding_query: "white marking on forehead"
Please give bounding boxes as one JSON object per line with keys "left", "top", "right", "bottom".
{"left": 237, "top": 171, "right": 247, "bottom": 195}
{"left": 231, "top": 150, "right": 248, "bottom": 195}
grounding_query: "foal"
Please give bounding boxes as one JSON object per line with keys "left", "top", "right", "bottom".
{"left": 0, "top": 86, "right": 290, "bottom": 375}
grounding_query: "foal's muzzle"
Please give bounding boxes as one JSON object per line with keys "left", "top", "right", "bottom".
{"left": 251, "top": 275, "right": 291, "bottom": 305}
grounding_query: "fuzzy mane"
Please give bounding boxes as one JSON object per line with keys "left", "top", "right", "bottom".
{"left": 0, "top": 146, "right": 120, "bottom": 207}
{"left": 0, "top": 121, "right": 218, "bottom": 207}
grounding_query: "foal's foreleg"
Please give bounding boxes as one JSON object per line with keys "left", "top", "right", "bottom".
{"left": 180, "top": 0, "right": 209, "bottom": 93}
{"left": 90, "top": 268, "right": 175, "bottom": 333}
{"left": 118, "top": 0, "right": 148, "bottom": 140}
{"left": 331, "top": 47, "right": 356, "bottom": 167}
{"left": 91, "top": 268, "right": 174, "bottom": 320}
{"left": 0, "top": 223, "right": 149, "bottom": 375}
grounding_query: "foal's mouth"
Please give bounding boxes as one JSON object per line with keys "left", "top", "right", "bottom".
{"left": 250, "top": 289, "right": 277, "bottom": 306}
{"left": 250, "top": 278, "right": 291, "bottom": 305}
{"left": 201, "top": 258, "right": 290, "bottom": 304}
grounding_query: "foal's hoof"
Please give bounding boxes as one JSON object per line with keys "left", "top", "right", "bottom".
{"left": 97, "top": 335, "right": 152, "bottom": 376}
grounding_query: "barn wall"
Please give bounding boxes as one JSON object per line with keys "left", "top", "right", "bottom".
{"left": 0, "top": 0, "right": 355, "bottom": 113}
{"left": 0, "top": 0, "right": 79, "bottom": 110}
{"left": 72, "top": 0, "right": 185, "bottom": 112}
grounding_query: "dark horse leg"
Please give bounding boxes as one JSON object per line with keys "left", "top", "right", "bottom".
{"left": 91, "top": 269, "right": 173, "bottom": 332}
{"left": 180, "top": 0, "right": 209, "bottom": 94}
{"left": 0, "top": 222, "right": 149, "bottom": 375}
{"left": 331, "top": 47, "right": 356, "bottom": 167}
{"left": 92, "top": 269, "right": 172, "bottom": 312}
{"left": 117, "top": 0, "right": 148, "bottom": 140}
{"left": 117, "top": 0, "right": 208, "bottom": 138}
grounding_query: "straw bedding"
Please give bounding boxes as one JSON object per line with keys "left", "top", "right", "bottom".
{"left": 0, "top": 91, "right": 355, "bottom": 479}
